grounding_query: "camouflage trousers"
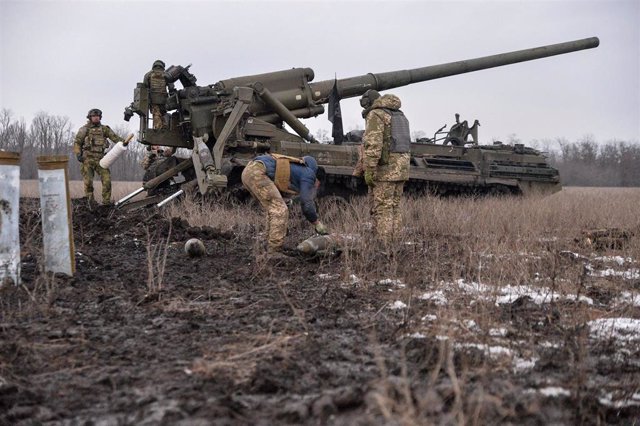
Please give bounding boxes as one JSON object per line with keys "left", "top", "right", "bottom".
{"left": 81, "top": 158, "right": 112, "bottom": 204}
{"left": 241, "top": 161, "right": 288, "bottom": 251}
{"left": 150, "top": 104, "right": 166, "bottom": 129}
{"left": 371, "top": 180, "right": 405, "bottom": 241}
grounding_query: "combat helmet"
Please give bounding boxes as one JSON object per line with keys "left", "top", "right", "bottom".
{"left": 153, "top": 60, "right": 166, "bottom": 70}
{"left": 87, "top": 108, "right": 102, "bottom": 119}
{"left": 359, "top": 89, "right": 381, "bottom": 109}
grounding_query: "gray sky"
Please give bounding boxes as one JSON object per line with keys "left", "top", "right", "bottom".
{"left": 1, "top": 0, "right": 639, "bottom": 146}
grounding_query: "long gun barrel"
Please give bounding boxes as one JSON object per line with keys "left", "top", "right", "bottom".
{"left": 309, "top": 37, "right": 600, "bottom": 100}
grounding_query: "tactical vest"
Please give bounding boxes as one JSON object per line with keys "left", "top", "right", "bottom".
{"left": 377, "top": 108, "right": 411, "bottom": 164}
{"left": 270, "top": 153, "right": 306, "bottom": 194}
{"left": 149, "top": 70, "right": 168, "bottom": 104}
{"left": 79, "top": 125, "right": 109, "bottom": 158}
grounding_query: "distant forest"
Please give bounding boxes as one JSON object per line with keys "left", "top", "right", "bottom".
{"left": 1, "top": 109, "right": 639, "bottom": 187}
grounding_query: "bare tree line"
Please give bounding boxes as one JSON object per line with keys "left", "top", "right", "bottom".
{"left": 528, "top": 136, "right": 640, "bottom": 187}
{"left": 2, "top": 109, "right": 639, "bottom": 186}
{"left": 0, "top": 109, "right": 145, "bottom": 181}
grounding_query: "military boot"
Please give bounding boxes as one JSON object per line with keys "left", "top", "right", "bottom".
{"left": 267, "top": 247, "right": 292, "bottom": 263}
{"left": 86, "top": 194, "right": 97, "bottom": 209}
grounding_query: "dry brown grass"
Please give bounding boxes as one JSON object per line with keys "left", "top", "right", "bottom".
{"left": 166, "top": 186, "right": 639, "bottom": 422}
{"left": 141, "top": 186, "right": 640, "bottom": 422}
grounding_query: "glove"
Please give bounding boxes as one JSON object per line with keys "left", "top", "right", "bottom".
{"left": 364, "top": 170, "right": 375, "bottom": 187}
{"left": 76, "top": 153, "right": 83, "bottom": 162}
{"left": 314, "top": 221, "right": 329, "bottom": 235}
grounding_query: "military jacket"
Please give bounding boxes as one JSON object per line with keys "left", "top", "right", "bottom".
{"left": 73, "top": 122, "right": 123, "bottom": 159}
{"left": 363, "top": 94, "right": 410, "bottom": 182}
{"left": 143, "top": 69, "right": 169, "bottom": 104}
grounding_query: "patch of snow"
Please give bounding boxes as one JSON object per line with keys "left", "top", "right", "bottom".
{"left": 598, "top": 392, "right": 640, "bottom": 408}
{"left": 389, "top": 300, "right": 407, "bottom": 310}
{"left": 593, "top": 256, "right": 633, "bottom": 266}
{"left": 317, "top": 273, "right": 338, "bottom": 280}
{"left": 455, "top": 343, "right": 513, "bottom": 357}
{"left": 614, "top": 291, "right": 640, "bottom": 307}
{"left": 588, "top": 318, "right": 640, "bottom": 342}
{"left": 419, "top": 290, "right": 448, "bottom": 305}
{"left": 344, "top": 274, "right": 360, "bottom": 284}
{"left": 422, "top": 314, "right": 437, "bottom": 322}
{"left": 539, "top": 341, "right": 561, "bottom": 348}
{"left": 513, "top": 357, "right": 538, "bottom": 372}
{"left": 435, "top": 335, "right": 449, "bottom": 341}
{"left": 378, "top": 278, "right": 405, "bottom": 288}
{"left": 495, "top": 285, "right": 593, "bottom": 305}
{"left": 464, "top": 320, "right": 478, "bottom": 330}
{"left": 591, "top": 268, "right": 640, "bottom": 280}
{"left": 538, "top": 387, "right": 571, "bottom": 397}
{"left": 490, "top": 328, "right": 508, "bottom": 337}
{"left": 455, "top": 279, "right": 489, "bottom": 294}
{"left": 408, "top": 332, "right": 427, "bottom": 339}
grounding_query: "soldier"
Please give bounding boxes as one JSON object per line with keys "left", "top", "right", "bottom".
{"left": 141, "top": 145, "right": 174, "bottom": 170}
{"left": 143, "top": 60, "right": 170, "bottom": 129}
{"left": 241, "top": 153, "right": 328, "bottom": 256}
{"left": 359, "top": 90, "right": 411, "bottom": 242}
{"left": 73, "top": 108, "right": 124, "bottom": 205}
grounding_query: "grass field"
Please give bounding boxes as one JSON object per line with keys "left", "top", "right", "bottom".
{"left": 2, "top": 186, "right": 639, "bottom": 423}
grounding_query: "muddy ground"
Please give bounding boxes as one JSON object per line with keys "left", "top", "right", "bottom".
{"left": 1, "top": 198, "right": 639, "bottom": 425}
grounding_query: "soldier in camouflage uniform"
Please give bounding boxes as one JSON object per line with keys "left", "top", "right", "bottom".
{"left": 73, "top": 108, "right": 124, "bottom": 205}
{"left": 140, "top": 145, "right": 174, "bottom": 170}
{"left": 360, "top": 90, "right": 411, "bottom": 242}
{"left": 143, "top": 60, "right": 169, "bottom": 130}
{"left": 241, "top": 154, "right": 328, "bottom": 255}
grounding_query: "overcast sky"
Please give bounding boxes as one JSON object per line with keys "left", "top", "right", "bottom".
{"left": 1, "top": 0, "right": 638, "bottom": 146}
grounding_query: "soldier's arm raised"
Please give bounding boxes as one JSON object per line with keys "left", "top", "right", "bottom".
{"left": 363, "top": 110, "right": 384, "bottom": 172}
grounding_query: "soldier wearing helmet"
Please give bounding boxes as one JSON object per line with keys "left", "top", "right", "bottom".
{"left": 359, "top": 90, "right": 411, "bottom": 242}
{"left": 73, "top": 109, "right": 124, "bottom": 206}
{"left": 143, "top": 60, "right": 170, "bottom": 129}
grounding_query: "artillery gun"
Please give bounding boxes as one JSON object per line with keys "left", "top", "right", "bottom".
{"left": 117, "top": 37, "right": 599, "bottom": 208}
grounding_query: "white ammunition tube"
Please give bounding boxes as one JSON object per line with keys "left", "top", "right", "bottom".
{"left": 37, "top": 156, "right": 75, "bottom": 276}
{"left": 99, "top": 134, "right": 133, "bottom": 169}
{"left": 99, "top": 141, "right": 128, "bottom": 169}
{"left": 0, "top": 152, "right": 21, "bottom": 286}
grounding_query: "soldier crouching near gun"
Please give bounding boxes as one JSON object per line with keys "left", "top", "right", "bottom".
{"left": 359, "top": 90, "right": 411, "bottom": 243}
{"left": 241, "top": 153, "right": 329, "bottom": 258}
{"left": 73, "top": 108, "right": 124, "bottom": 206}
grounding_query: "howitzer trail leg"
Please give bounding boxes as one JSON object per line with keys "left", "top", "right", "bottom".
{"left": 115, "top": 187, "right": 145, "bottom": 207}
{"left": 157, "top": 189, "right": 184, "bottom": 207}
{"left": 143, "top": 158, "right": 194, "bottom": 190}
